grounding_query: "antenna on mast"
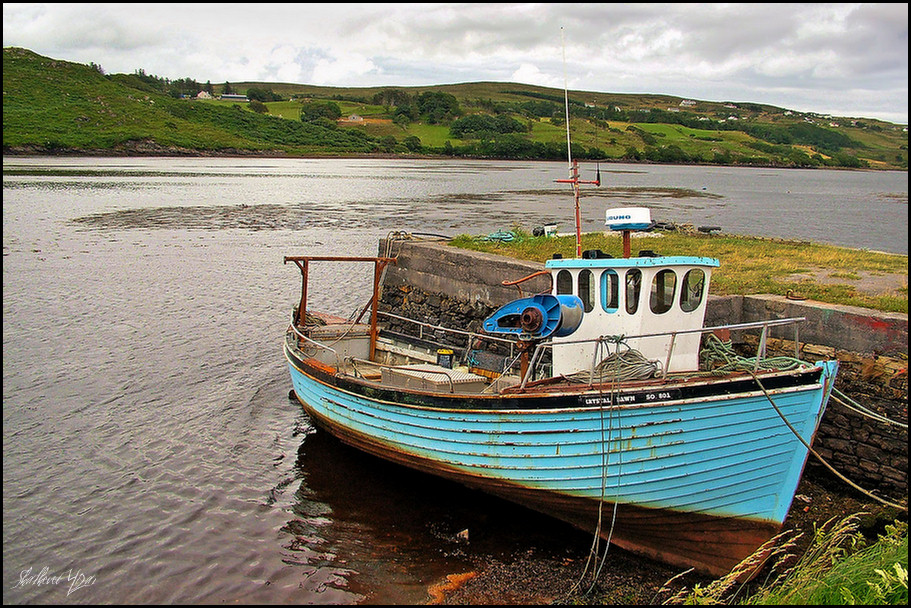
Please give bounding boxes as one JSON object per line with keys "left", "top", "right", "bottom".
{"left": 562, "top": 27, "right": 572, "bottom": 166}
{"left": 555, "top": 27, "right": 600, "bottom": 258}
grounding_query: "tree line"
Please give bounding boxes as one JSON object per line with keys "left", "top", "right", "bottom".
{"left": 115, "top": 66, "right": 874, "bottom": 167}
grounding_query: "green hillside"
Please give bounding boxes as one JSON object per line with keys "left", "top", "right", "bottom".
{"left": 4, "top": 47, "right": 908, "bottom": 169}
{"left": 2, "top": 48, "right": 380, "bottom": 156}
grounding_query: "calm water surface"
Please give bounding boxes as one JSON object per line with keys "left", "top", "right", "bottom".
{"left": 2, "top": 157, "right": 907, "bottom": 604}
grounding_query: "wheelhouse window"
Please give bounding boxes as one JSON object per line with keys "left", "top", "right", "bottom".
{"left": 649, "top": 269, "right": 677, "bottom": 314}
{"left": 578, "top": 269, "right": 595, "bottom": 312}
{"left": 556, "top": 269, "right": 573, "bottom": 295}
{"left": 600, "top": 270, "right": 619, "bottom": 313}
{"left": 680, "top": 269, "right": 706, "bottom": 312}
{"left": 625, "top": 269, "right": 642, "bottom": 314}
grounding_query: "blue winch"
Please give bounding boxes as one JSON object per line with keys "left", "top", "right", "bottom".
{"left": 483, "top": 294, "right": 583, "bottom": 341}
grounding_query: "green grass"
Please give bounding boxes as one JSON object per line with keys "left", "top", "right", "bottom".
{"left": 2, "top": 48, "right": 383, "bottom": 155}
{"left": 745, "top": 519, "right": 908, "bottom": 605}
{"left": 332, "top": 100, "right": 388, "bottom": 117}
{"left": 402, "top": 123, "right": 456, "bottom": 147}
{"left": 634, "top": 122, "right": 767, "bottom": 160}
{"left": 661, "top": 516, "right": 908, "bottom": 605}
{"left": 261, "top": 100, "right": 302, "bottom": 120}
{"left": 530, "top": 118, "right": 570, "bottom": 143}
{"left": 449, "top": 230, "right": 908, "bottom": 313}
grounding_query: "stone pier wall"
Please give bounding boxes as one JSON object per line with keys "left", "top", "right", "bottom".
{"left": 377, "top": 239, "right": 908, "bottom": 498}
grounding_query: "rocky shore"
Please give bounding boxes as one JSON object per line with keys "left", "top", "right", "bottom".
{"left": 2, "top": 144, "right": 413, "bottom": 159}
{"left": 427, "top": 472, "right": 905, "bottom": 605}
{"left": 3, "top": 143, "right": 290, "bottom": 157}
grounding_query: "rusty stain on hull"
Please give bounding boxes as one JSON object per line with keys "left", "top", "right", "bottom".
{"left": 281, "top": 226, "right": 837, "bottom": 583}
{"left": 296, "top": 391, "right": 782, "bottom": 578}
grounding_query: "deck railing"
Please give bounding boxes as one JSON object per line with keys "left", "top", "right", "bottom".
{"left": 291, "top": 311, "right": 809, "bottom": 392}
{"left": 377, "top": 310, "right": 519, "bottom": 359}
{"left": 519, "top": 316, "right": 807, "bottom": 389}
{"left": 287, "top": 323, "right": 344, "bottom": 370}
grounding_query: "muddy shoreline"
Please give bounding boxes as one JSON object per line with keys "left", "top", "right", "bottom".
{"left": 2, "top": 145, "right": 887, "bottom": 172}
{"left": 426, "top": 472, "right": 905, "bottom": 605}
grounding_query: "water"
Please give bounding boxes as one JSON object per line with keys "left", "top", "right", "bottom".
{"left": 2, "top": 157, "right": 907, "bottom": 604}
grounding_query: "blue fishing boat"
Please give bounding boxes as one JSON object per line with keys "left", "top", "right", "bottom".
{"left": 282, "top": 189, "right": 837, "bottom": 577}
{"left": 283, "top": 58, "right": 836, "bottom": 575}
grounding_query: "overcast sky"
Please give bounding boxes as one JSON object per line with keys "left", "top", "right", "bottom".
{"left": 4, "top": 3, "right": 908, "bottom": 124}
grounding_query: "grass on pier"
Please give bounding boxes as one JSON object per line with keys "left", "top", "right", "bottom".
{"left": 450, "top": 230, "right": 908, "bottom": 314}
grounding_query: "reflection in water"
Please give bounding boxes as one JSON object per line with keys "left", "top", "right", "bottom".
{"left": 283, "top": 425, "right": 591, "bottom": 604}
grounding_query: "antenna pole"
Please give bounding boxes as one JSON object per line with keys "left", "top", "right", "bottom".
{"left": 555, "top": 28, "right": 599, "bottom": 258}
{"left": 562, "top": 27, "right": 572, "bottom": 166}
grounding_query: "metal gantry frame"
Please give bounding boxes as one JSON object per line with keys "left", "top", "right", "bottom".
{"left": 284, "top": 255, "right": 396, "bottom": 361}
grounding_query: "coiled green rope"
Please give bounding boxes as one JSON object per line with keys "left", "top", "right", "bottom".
{"left": 700, "top": 332, "right": 808, "bottom": 373}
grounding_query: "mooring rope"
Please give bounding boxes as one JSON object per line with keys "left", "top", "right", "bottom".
{"left": 699, "top": 333, "right": 905, "bottom": 510}
{"left": 568, "top": 338, "right": 623, "bottom": 598}
{"left": 564, "top": 332, "right": 906, "bottom": 596}
{"left": 590, "top": 403, "right": 622, "bottom": 593}
{"left": 749, "top": 370, "right": 907, "bottom": 512}
{"left": 569, "top": 339, "right": 609, "bottom": 595}
{"left": 703, "top": 334, "right": 907, "bottom": 427}
{"left": 830, "top": 388, "right": 908, "bottom": 429}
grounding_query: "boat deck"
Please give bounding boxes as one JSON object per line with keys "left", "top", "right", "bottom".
{"left": 285, "top": 319, "right": 816, "bottom": 399}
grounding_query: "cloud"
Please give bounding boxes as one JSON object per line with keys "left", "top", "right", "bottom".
{"left": 311, "top": 53, "right": 381, "bottom": 86}
{"left": 511, "top": 63, "right": 562, "bottom": 89}
{"left": 2, "top": 2, "right": 906, "bottom": 123}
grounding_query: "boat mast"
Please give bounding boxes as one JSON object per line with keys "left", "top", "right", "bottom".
{"left": 555, "top": 27, "right": 599, "bottom": 258}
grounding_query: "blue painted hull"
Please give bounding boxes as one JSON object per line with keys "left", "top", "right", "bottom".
{"left": 285, "top": 341, "right": 837, "bottom": 576}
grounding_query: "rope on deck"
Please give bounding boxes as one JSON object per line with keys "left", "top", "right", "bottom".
{"left": 565, "top": 336, "right": 659, "bottom": 384}
{"left": 700, "top": 332, "right": 806, "bottom": 373}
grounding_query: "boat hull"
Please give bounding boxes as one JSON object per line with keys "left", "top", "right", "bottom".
{"left": 285, "top": 342, "right": 837, "bottom": 577}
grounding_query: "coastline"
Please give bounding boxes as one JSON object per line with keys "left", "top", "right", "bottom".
{"left": 4, "top": 146, "right": 906, "bottom": 172}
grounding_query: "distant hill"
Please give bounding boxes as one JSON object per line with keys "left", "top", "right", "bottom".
{"left": 3, "top": 47, "right": 908, "bottom": 170}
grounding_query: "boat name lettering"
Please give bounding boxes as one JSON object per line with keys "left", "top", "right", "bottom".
{"left": 583, "top": 389, "right": 681, "bottom": 406}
